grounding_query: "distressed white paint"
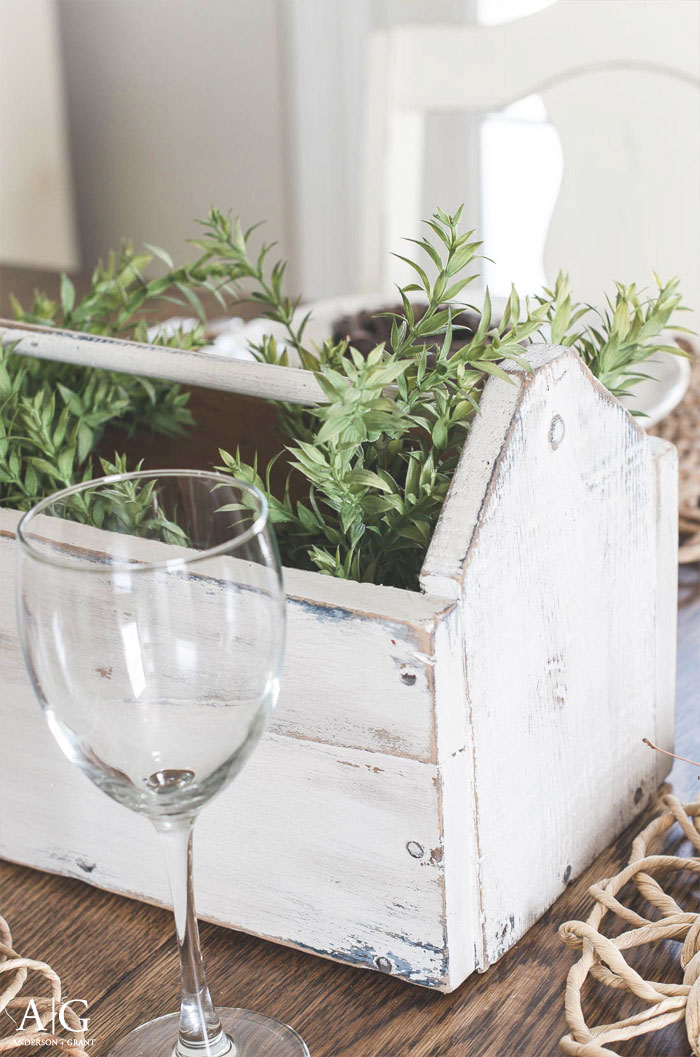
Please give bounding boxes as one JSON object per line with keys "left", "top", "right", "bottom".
{"left": 0, "top": 321, "right": 327, "bottom": 407}
{"left": 2, "top": 685, "right": 449, "bottom": 984}
{"left": 0, "top": 510, "right": 467, "bottom": 989}
{"left": 649, "top": 436, "right": 679, "bottom": 790}
{"left": 422, "top": 346, "right": 676, "bottom": 967}
{"left": 0, "top": 332, "right": 678, "bottom": 990}
{"left": 431, "top": 605, "right": 478, "bottom": 986}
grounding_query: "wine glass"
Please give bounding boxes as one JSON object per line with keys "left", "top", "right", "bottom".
{"left": 16, "top": 469, "right": 308, "bottom": 1057}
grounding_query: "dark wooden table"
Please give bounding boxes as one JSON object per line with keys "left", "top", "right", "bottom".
{"left": 1, "top": 267, "right": 699, "bottom": 1056}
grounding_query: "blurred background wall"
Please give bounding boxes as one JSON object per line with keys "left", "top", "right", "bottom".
{"left": 0, "top": 0, "right": 78, "bottom": 270}
{"left": 1, "top": 0, "right": 698, "bottom": 311}
{"left": 57, "top": 0, "right": 288, "bottom": 280}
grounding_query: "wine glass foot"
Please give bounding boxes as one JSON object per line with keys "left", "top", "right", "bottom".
{"left": 106, "top": 1007, "right": 310, "bottom": 1057}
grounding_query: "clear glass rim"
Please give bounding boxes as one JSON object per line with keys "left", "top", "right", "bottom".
{"left": 16, "top": 468, "right": 270, "bottom": 574}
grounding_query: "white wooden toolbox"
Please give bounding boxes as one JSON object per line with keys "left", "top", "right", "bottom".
{"left": 0, "top": 321, "right": 677, "bottom": 991}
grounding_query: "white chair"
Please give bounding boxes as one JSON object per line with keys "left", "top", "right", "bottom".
{"left": 359, "top": 0, "right": 700, "bottom": 317}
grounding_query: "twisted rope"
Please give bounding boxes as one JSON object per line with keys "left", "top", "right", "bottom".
{"left": 0, "top": 915, "right": 86, "bottom": 1054}
{"left": 559, "top": 794, "right": 700, "bottom": 1056}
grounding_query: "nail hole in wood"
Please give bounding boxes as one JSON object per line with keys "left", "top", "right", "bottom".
{"left": 634, "top": 786, "right": 644, "bottom": 805}
{"left": 375, "top": 956, "right": 392, "bottom": 973}
{"left": 77, "top": 859, "right": 96, "bottom": 874}
{"left": 549, "top": 414, "right": 565, "bottom": 450}
{"left": 400, "top": 665, "right": 417, "bottom": 686}
{"left": 563, "top": 864, "right": 572, "bottom": 884}
{"left": 406, "top": 841, "right": 425, "bottom": 859}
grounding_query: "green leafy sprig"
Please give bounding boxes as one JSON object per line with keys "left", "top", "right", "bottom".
{"left": 541, "top": 271, "right": 690, "bottom": 403}
{"left": 218, "top": 208, "right": 548, "bottom": 586}
{"left": 212, "top": 206, "right": 690, "bottom": 587}
{"left": 0, "top": 336, "right": 192, "bottom": 511}
{"left": 2, "top": 205, "right": 691, "bottom": 589}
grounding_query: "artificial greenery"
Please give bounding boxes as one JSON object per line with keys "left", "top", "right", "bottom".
{"left": 0, "top": 212, "right": 321, "bottom": 517}
{"left": 0, "top": 341, "right": 192, "bottom": 509}
{"left": 210, "top": 207, "right": 690, "bottom": 587}
{"left": 536, "top": 271, "right": 688, "bottom": 400}
{"left": 56, "top": 453, "right": 191, "bottom": 546}
{"left": 0, "top": 206, "right": 690, "bottom": 587}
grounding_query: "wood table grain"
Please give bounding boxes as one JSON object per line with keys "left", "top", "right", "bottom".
{"left": 1, "top": 266, "right": 699, "bottom": 1056}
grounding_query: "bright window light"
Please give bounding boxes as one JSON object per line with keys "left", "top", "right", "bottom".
{"left": 476, "top": 0, "right": 563, "bottom": 297}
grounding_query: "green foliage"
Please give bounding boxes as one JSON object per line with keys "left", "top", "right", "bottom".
{"left": 1, "top": 234, "right": 240, "bottom": 510}
{"left": 24, "top": 448, "right": 192, "bottom": 545}
{"left": 67, "top": 454, "right": 191, "bottom": 546}
{"left": 540, "top": 272, "right": 691, "bottom": 404}
{"left": 1, "top": 211, "right": 324, "bottom": 513}
{"left": 1, "top": 205, "right": 690, "bottom": 590}
{"left": 0, "top": 336, "right": 193, "bottom": 511}
{"left": 213, "top": 206, "right": 690, "bottom": 588}
{"left": 11, "top": 236, "right": 231, "bottom": 342}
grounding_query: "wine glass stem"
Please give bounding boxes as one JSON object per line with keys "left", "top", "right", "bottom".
{"left": 157, "top": 821, "right": 233, "bottom": 1057}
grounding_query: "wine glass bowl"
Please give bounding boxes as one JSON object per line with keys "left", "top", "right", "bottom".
{"left": 16, "top": 470, "right": 308, "bottom": 1057}
{"left": 17, "top": 470, "right": 282, "bottom": 821}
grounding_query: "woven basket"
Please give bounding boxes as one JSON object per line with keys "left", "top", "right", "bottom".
{"left": 650, "top": 338, "right": 700, "bottom": 564}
